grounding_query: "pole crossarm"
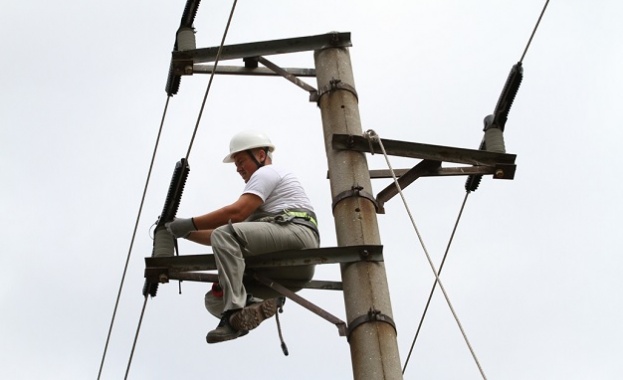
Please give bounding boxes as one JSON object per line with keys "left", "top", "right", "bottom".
{"left": 332, "top": 133, "right": 516, "bottom": 167}
{"left": 170, "top": 32, "right": 351, "bottom": 76}
{"left": 164, "top": 271, "right": 343, "bottom": 291}
{"left": 144, "top": 245, "right": 383, "bottom": 284}
{"left": 332, "top": 133, "right": 517, "bottom": 213}
{"left": 193, "top": 65, "right": 316, "bottom": 77}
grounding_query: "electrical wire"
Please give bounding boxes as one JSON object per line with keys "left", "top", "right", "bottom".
{"left": 184, "top": 0, "right": 239, "bottom": 161}
{"left": 401, "top": 0, "right": 551, "bottom": 373}
{"left": 402, "top": 192, "right": 470, "bottom": 375}
{"left": 97, "top": 95, "right": 172, "bottom": 380}
{"left": 99, "top": 1, "right": 240, "bottom": 377}
{"left": 124, "top": 297, "right": 149, "bottom": 379}
{"left": 121, "top": 0, "right": 240, "bottom": 377}
{"left": 520, "top": 0, "right": 550, "bottom": 63}
{"left": 365, "top": 129, "right": 488, "bottom": 380}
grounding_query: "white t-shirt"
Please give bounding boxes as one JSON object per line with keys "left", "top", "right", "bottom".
{"left": 243, "top": 164, "right": 314, "bottom": 215}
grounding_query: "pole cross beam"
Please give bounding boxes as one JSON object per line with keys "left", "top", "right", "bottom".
{"left": 332, "top": 133, "right": 517, "bottom": 212}
{"left": 144, "top": 245, "right": 383, "bottom": 294}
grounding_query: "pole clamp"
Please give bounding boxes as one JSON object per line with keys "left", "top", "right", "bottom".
{"left": 347, "top": 308, "right": 397, "bottom": 342}
{"left": 315, "top": 79, "right": 358, "bottom": 103}
{"left": 332, "top": 185, "right": 379, "bottom": 213}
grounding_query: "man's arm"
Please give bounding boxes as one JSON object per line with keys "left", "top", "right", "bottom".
{"left": 192, "top": 193, "right": 263, "bottom": 230}
{"left": 186, "top": 230, "right": 213, "bottom": 245}
{"left": 166, "top": 193, "right": 263, "bottom": 239}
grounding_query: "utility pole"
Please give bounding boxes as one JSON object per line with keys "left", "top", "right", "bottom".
{"left": 315, "top": 46, "right": 403, "bottom": 379}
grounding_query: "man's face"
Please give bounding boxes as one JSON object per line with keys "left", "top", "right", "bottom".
{"left": 233, "top": 150, "right": 262, "bottom": 183}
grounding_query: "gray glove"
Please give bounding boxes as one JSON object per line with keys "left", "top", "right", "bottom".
{"left": 165, "top": 217, "right": 197, "bottom": 238}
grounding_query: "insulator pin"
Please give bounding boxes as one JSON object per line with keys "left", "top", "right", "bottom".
{"left": 153, "top": 227, "right": 175, "bottom": 257}
{"left": 484, "top": 128, "right": 506, "bottom": 153}
{"left": 176, "top": 27, "right": 196, "bottom": 51}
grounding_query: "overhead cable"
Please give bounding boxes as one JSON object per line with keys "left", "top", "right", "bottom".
{"left": 402, "top": 192, "right": 470, "bottom": 375}
{"left": 99, "top": 0, "right": 239, "bottom": 377}
{"left": 97, "top": 96, "right": 172, "bottom": 380}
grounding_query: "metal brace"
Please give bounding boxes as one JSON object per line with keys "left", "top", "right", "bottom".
{"left": 332, "top": 185, "right": 379, "bottom": 213}
{"left": 251, "top": 271, "right": 348, "bottom": 336}
{"left": 315, "top": 79, "right": 358, "bottom": 103}
{"left": 242, "top": 56, "right": 319, "bottom": 101}
{"left": 347, "top": 308, "right": 397, "bottom": 342}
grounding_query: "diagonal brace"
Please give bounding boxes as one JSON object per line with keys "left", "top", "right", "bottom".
{"left": 376, "top": 159, "right": 441, "bottom": 213}
{"left": 257, "top": 56, "right": 318, "bottom": 101}
{"left": 251, "top": 272, "right": 348, "bottom": 337}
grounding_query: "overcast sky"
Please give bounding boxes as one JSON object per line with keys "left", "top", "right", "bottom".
{"left": 2, "top": 1, "right": 623, "bottom": 379}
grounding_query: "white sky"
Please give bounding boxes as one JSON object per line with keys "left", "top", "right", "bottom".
{"left": 2, "top": 1, "right": 622, "bottom": 379}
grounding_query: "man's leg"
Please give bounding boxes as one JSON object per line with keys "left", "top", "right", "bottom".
{"left": 207, "top": 222, "right": 318, "bottom": 342}
{"left": 225, "top": 222, "right": 318, "bottom": 331}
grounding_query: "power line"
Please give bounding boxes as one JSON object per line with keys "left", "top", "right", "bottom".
{"left": 402, "top": 0, "right": 551, "bottom": 374}
{"left": 402, "top": 192, "right": 470, "bottom": 375}
{"left": 184, "top": 0, "right": 239, "bottom": 161}
{"left": 97, "top": 95, "right": 172, "bottom": 380}
{"left": 120, "top": 0, "right": 240, "bottom": 375}
{"left": 98, "top": 1, "right": 240, "bottom": 377}
{"left": 520, "top": 0, "right": 550, "bottom": 63}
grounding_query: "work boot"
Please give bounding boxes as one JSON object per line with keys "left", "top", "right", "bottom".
{"left": 229, "top": 298, "right": 278, "bottom": 331}
{"left": 206, "top": 310, "right": 247, "bottom": 344}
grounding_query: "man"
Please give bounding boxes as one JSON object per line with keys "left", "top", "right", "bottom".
{"left": 166, "top": 130, "right": 319, "bottom": 343}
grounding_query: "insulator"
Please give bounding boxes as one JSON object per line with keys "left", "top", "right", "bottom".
{"left": 484, "top": 128, "right": 506, "bottom": 153}
{"left": 153, "top": 227, "right": 175, "bottom": 257}
{"left": 176, "top": 27, "right": 196, "bottom": 51}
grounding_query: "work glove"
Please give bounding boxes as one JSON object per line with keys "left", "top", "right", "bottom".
{"left": 165, "top": 217, "right": 197, "bottom": 238}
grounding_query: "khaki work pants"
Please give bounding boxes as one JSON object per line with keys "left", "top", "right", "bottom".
{"left": 207, "top": 221, "right": 319, "bottom": 317}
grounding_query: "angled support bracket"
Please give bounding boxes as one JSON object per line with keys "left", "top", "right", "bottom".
{"left": 374, "top": 159, "right": 441, "bottom": 213}
{"left": 252, "top": 272, "right": 348, "bottom": 337}
{"left": 255, "top": 56, "right": 318, "bottom": 101}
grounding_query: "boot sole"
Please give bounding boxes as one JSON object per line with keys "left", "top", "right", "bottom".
{"left": 206, "top": 329, "right": 248, "bottom": 344}
{"left": 229, "top": 298, "right": 277, "bottom": 331}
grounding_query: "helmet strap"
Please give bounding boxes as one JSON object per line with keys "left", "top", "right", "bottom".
{"left": 246, "top": 148, "right": 267, "bottom": 168}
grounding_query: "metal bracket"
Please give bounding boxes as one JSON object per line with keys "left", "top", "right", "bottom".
{"left": 375, "top": 159, "right": 441, "bottom": 214}
{"left": 252, "top": 272, "right": 348, "bottom": 336}
{"left": 254, "top": 56, "right": 318, "bottom": 101}
{"left": 332, "top": 185, "right": 379, "bottom": 213}
{"left": 315, "top": 79, "right": 358, "bottom": 103}
{"left": 347, "top": 308, "right": 397, "bottom": 342}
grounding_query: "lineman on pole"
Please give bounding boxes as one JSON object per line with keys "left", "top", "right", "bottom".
{"left": 166, "top": 130, "right": 319, "bottom": 343}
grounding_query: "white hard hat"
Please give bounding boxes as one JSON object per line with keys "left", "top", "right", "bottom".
{"left": 223, "top": 130, "right": 275, "bottom": 163}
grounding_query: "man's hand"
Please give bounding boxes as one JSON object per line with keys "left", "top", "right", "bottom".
{"left": 165, "top": 217, "right": 197, "bottom": 238}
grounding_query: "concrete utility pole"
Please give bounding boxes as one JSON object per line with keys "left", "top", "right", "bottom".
{"left": 315, "top": 47, "right": 403, "bottom": 379}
